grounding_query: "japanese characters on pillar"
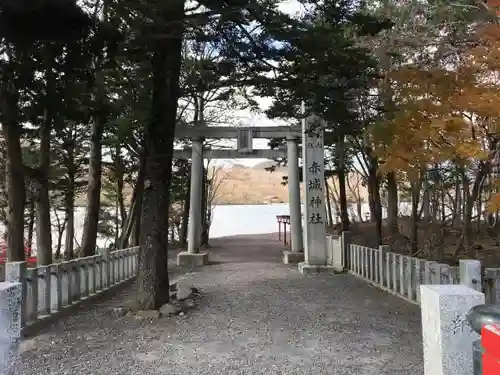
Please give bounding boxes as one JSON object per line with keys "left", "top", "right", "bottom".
{"left": 301, "top": 102, "right": 327, "bottom": 265}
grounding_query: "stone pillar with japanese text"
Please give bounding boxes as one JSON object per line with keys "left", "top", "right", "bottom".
{"left": 298, "top": 105, "right": 336, "bottom": 275}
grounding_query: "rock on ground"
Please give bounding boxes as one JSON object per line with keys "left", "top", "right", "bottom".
{"left": 159, "top": 303, "right": 181, "bottom": 317}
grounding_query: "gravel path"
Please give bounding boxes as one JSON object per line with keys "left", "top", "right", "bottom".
{"left": 13, "top": 234, "right": 423, "bottom": 375}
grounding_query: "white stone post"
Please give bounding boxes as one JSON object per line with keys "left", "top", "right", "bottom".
{"left": 459, "top": 259, "right": 482, "bottom": 292}
{"left": 25, "top": 268, "right": 37, "bottom": 322}
{"left": 341, "top": 231, "right": 351, "bottom": 270}
{"left": 80, "top": 261, "right": 88, "bottom": 298}
{"left": 88, "top": 258, "right": 95, "bottom": 294}
{"left": 50, "top": 264, "right": 62, "bottom": 313}
{"left": 117, "top": 253, "right": 123, "bottom": 282}
{"left": 378, "top": 245, "right": 389, "bottom": 287}
{"left": 0, "top": 282, "right": 22, "bottom": 371}
{"left": 0, "top": 282, "right": 22, "bottom": 339}
{"left": 420, "top": 285, "right": 484, "bottom": 375}
{"left": 113, "top": 253, "right": 119, "bottom": 283}
{"left": 38, "top": 266, "right": 50, "bottom": 316}
{"left": 61, "top": 263, "right": 70, "bottom": 305}
{"left": 287, "top": 136, "right": 303, "bottom": 253}
{"left": 95, "top": 256, "right": 102, "bottom": 291}
{"left": 298, "top": 103, "right": 333, "bottom": 275}
{"left": 110, "top": 253, "right": 116, "bottom": 285}
{"left": 71, "top": 261, "right": 80, "bottom": 302}
{"left": 120, "top": 252, "right": 125, "bottom": 280}
{"left": 97, "top": 248, "right": 109, "bottom": 289}
{"left": 5, "top": 262, "right": 26, "bottom": 328}
{"left": 125, "top": 250, "right": 131, "bottom": 278}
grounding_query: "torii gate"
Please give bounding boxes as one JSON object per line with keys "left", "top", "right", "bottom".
{"left": 174, "top": 122, "right": 333, "bottom": 275}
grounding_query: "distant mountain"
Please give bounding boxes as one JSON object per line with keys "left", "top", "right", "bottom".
{"left": 212, "top": 165, "right": 288, "bottom": 205}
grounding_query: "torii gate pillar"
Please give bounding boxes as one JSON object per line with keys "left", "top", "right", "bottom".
{"left": 177, "top": 137, "right": 209, "bottom": 267}
{"left": 282, "top": 136, "right": 305, "bottom": 264}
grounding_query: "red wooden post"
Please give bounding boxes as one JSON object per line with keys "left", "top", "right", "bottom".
{"left": 482, "top": 323, "right": 500, "bottom": 375}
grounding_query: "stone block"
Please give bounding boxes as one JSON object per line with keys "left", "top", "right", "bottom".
{"left": 176, "top": 252, "right": 209, "bottom": 267}
{"left": 37, "top": 266, "right": 50, "bottom": 316}
{"left": 50, "top": 264, "right": 62, "bottom": 313}
{"left": 0, "top": 282, "right": 22, "bottom": 371}
{"left": 341, "top": 231, "right": 351, "bottom": 269}
{"left": 5, "top": 262, "right": 26, "bottom": 328}
{"left": 80, "top": 261, "right": 88, "bottom": 298}
{"left": 0, "top": 282, "right": 22, "bottom": 340}
{"left": 378, "top": 245, "right": 389, "bottom": 287}
{"left": 25, "top": 268, "right": 38, "bottom": 323}
{"left": 459, "top": 259, "right": 482, "bottom": 292}
{"left": 330, "top": 235, "right": 343, "bottom": 271}
{"left": 420, "top": 284, "right": 484, "bottom": 375}
{"left": 298, "top": 262, "right": 340, "bottom": 275}
{"left": 282, "top": 251, "right": 304, "bottom": 264}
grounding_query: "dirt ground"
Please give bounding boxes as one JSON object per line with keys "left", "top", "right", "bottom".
{"left": 14, "top": 234, "right": 423, "bottom": 375}
{"left": 330, "top": 219, "right": 500, "bottom": 268}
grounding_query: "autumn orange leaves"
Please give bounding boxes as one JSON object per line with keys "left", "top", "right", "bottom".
{"left": 372, "top": 23, "right": 499, "bottom": 187}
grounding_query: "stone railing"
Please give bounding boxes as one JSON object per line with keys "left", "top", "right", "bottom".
{"left": 326, "top": 232, "right": 500, "bottom": 375}
{"left": 327, "top": 233, "right": 500, "bottom": 305}
{"left": 0, "top": 246, "right": 139, "bottom": 339}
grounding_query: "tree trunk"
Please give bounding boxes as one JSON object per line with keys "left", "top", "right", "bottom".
{"left": 476, "top": 192, "right": 482, "bottom": 233}
{"left": 1, "top": 86, "right": 26, "bottom": 262}
{"left": 120, "top": 197, "right": 135, "bottom": 249}
{"left": 410, "top": 179, "right": 422, "bottom": 255}
{"left": 453, "top": 176, "right": 462, "bottom": 228}
{"left": 119, "top": 153, "right": 145, "bottom": 248}
{"left": 136, "top": 1, "right": 184, "bottom": 310}
{"left": 462, "top": 163, "right": 488, "bottom": 257}
{"left": 26, "top": 199, "right": 35, "bottom": 256}
{"left": 387, "top": 172, "right": 399, "bottom": 237}
{"left": 55, "top": 213, "right": 67, "bottom": 260}
{"left": 36, "top": 108, "right": 53, "bottom": 265}
{"left": 201, "top": 167, "right": 209, "bottom": 247}
{"left": 366, "top": 157, "right": 382, "bottom": 245}
{"left": 64, "top": 188, "right": 75, "bottom": 260}
{"left": 367, "top": 180, "right": 375, "bottom": 221}
{"left": 64, "top": 145, "right": 76, "bottom": 260}
{"left": 132, "top": 185, "right": 143, "bottom": 246}
{"left": 325, "top": 177, "right": 334, "bottom": 226}
{"left": 329, "top": 177, "right": 341, "bottom": 220}
{"left": 115, "top": 144, "right": 127, "bottom": 225}
{"left": 80, "top": 115, "right": 104, "bottom": 257}
{"left": 422, "top": 179, "right": 431, "bottom": 224}
{"left": 336, "top": 135, "right": 350, "bottom": 231}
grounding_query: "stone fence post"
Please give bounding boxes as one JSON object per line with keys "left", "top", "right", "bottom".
{"left": 341, "top": 231, "right": 351, "bottom": 270}
{"left": 97, "top": 248, "right": 110, "bottom": 288}
{"left": 5, "top": 262, "right": 27, "bottom": 328}
{"left": 459, "top": 259, "right": 482, "bottom": 292}
{"left": 378, "top": 245, "right": 389, "bottom": 287}
{"left": 420, "top": 284, "right": 484, "bottom": 375}
{"left": 0, "top": 282, "right": 22, "bottom": 339}
{"left": 0, "top": 282, "right": 22, "bottom": 370}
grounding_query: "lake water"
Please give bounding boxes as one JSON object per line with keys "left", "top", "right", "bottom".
{"left": 209, "top": 202, "right": 416, "bottom": 238}
{"left": 210, "top": 204, "right": 291, "bottom": 238}
{"left": 2, "top": 202, "right": 416, "bottom": 251}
